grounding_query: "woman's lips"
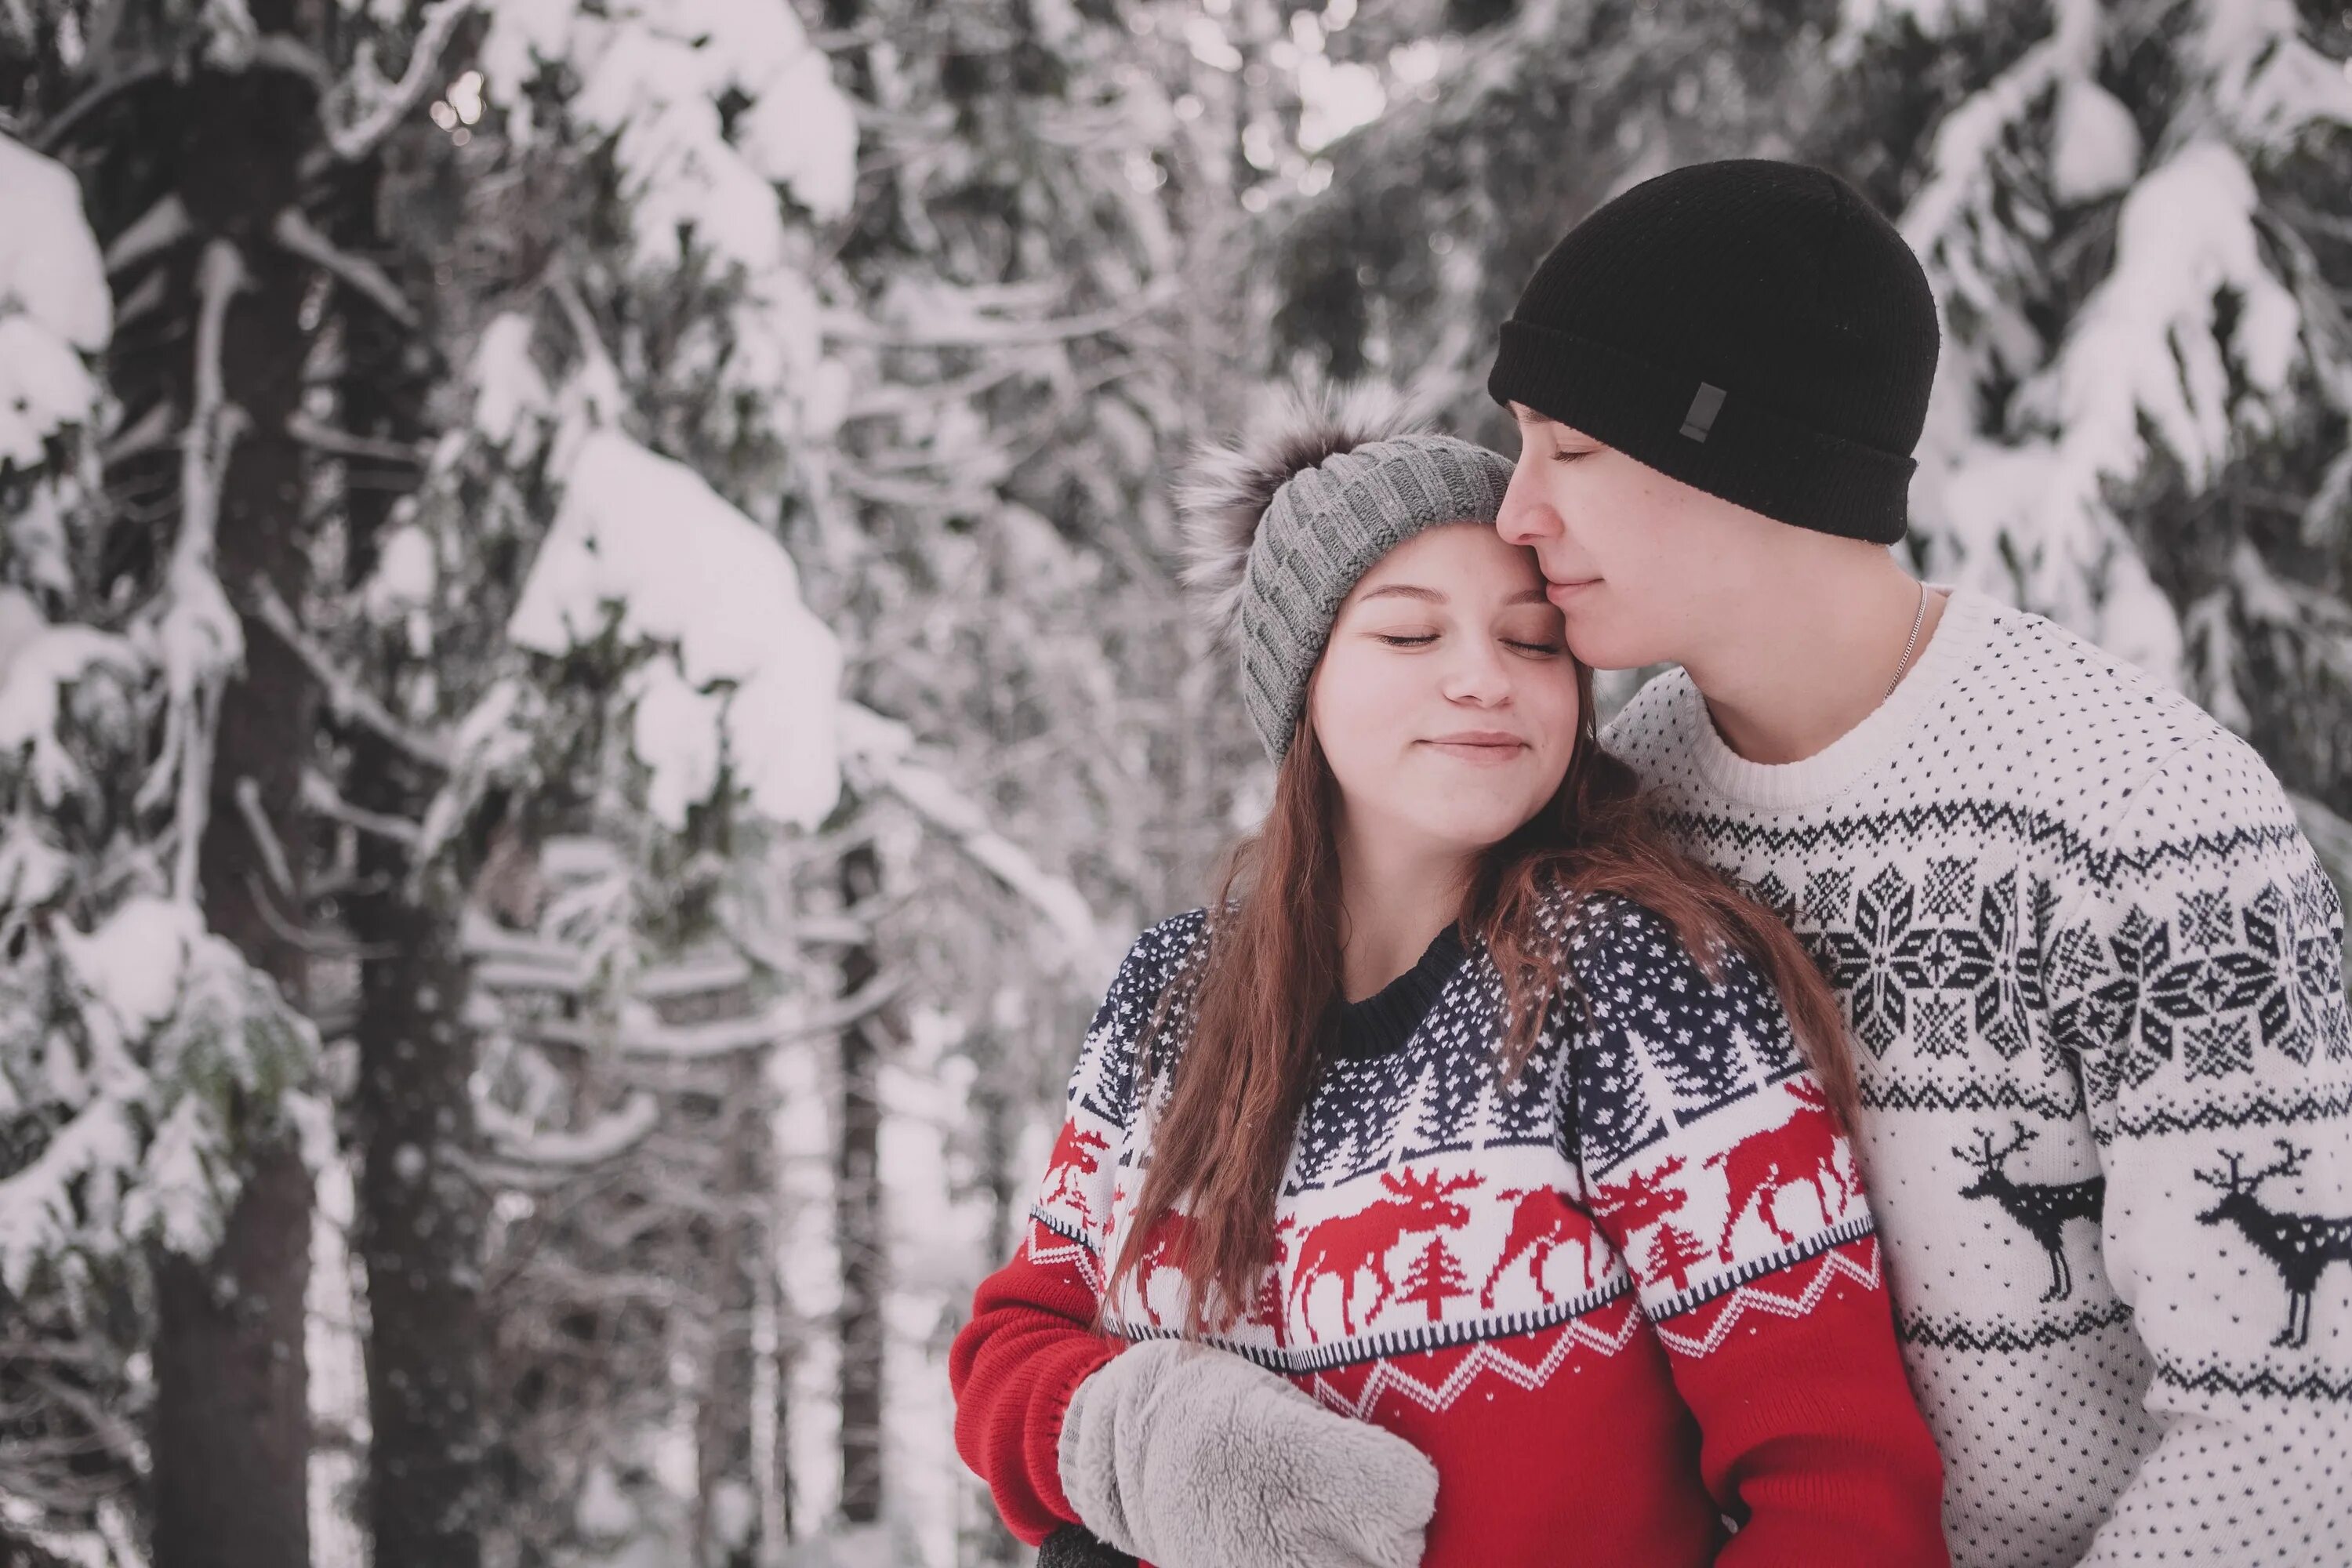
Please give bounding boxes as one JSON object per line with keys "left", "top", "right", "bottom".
{"left": 1420, "top": 733, "right": 1529, "bottom": 764}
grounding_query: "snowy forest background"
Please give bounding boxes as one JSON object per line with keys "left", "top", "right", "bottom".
{"left": 0, "top": 0, "right": 2348, "bottom": 1564}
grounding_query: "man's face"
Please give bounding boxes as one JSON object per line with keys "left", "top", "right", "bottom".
{"left": 1494, "top": 404, "right": 1779, "bottom": 670}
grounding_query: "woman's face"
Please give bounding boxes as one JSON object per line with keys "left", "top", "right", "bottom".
{"left": 1308, "top": 522, "right": 1582, "bottom": 858}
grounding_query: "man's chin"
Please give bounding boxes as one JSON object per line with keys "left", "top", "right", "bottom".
{"left": 1563, "top": 625, "right": 1650, "bottom": 673}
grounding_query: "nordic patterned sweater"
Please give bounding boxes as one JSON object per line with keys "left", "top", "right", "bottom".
{"left": 948, "top": 895, "right": 1949, "bottom": 1568}
{"left": 1604, "top": 585, "right": 2352, "bottom": 1566}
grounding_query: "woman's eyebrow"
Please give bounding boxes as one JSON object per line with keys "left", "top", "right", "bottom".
{"left": 1354, "top": 585, "right": 1549, "bottom": 606}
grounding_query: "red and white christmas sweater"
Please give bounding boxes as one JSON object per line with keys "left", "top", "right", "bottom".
{"left": 951, "top": 895, "right": 1948, "bottom": 1567}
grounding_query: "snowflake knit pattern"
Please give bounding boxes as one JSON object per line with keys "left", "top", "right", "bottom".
{"left": 1605, "top": 584, "right": 2352, "bottom": 1566}
{"left": 950, "top": 896, "right": 1948, "bottom": 1568}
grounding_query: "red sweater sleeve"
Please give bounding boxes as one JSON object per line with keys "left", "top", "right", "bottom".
{"left": 1571, "top": 916, "right": 1947, "bottom": 1566}
{"left": 1651, "top": 1232, "right": 1947, "bottom": 1566}
{"left": 949, "top": 1211, "right": 1124, "bottom": 1547}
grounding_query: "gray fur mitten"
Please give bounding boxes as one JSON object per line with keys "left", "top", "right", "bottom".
{"left": 1056, "top": 1339, "right": 1438, "bottom": 1568}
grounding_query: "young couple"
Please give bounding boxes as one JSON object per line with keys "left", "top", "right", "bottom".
{"left": 951, "top": 161, "right": 2352, "bottom": 1567}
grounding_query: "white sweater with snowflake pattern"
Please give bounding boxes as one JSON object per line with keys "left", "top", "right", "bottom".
{"left": 1605, "top": 584, "right": 2352, "bottom": 1566}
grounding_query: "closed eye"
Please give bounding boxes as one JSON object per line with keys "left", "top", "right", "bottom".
{"left": 1374, "top": 633, "right": 1436, "bottom": 647}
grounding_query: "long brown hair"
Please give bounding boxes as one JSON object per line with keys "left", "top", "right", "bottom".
{"left": 1103, "top": 662, "right": 1856, "bottom": 1338}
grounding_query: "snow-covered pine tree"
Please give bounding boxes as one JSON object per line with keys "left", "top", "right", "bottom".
{"left": 1813, "top": 0, "right": 2352, "bottom": 878}
{"left": 0, "top": 128, "right": 238, "bottom": 1564}
{"left": 445, "top": 2, "right": 856, "bottom": 1560}
{"left": 801, "top": 2, "right": 1327, "bottom": 1553}
{"left": 1266, "top": 0, "right": 1849, "bottom": 441}
{"left": 0, "top": 0, "right": 468, "bottom": 1549}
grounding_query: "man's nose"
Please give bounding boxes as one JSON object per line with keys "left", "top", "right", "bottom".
{"left": 1494, "top": 456, "right": 1558, "bottom": 546}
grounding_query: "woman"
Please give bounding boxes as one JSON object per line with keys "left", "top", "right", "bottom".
{"left": 949, "top": 396, "right": 1947, "bottom": 1568}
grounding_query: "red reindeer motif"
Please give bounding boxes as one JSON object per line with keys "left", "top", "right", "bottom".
{"left": 1248, "top": 1214, "right": 1299, "bottom": 1346}
{"left": 1289, "top": 1168, "right": 1483, "bottom": 1338}
{"left": 1589, "top": 1157, "right": 1711, "bottom": 1292}
{"left": 1042, "top": 1123, "right": 1110, "bottom": 1228}
{"left": 1705, "top": 1080, "right": 1852, "bottom": 1259}
{"left": 1133, "top": 1209, "right": 1205, "bottom": 1327}
{"left": 1588, "top": 1156, "right": 1689, "bottom": 1236}
{"left": 1480, "top": 1187, "right": 1606, "bottom": 1307}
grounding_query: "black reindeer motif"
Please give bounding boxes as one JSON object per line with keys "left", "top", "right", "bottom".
{"left": 2194, "top": 1140, "right": 2352, "bottom": 1348}
{"left": 1953, "top": 1122, "right": 2106, "bottom": 1302}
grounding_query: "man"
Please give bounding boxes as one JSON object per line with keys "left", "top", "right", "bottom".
{"left": 1489, "top": 158, "right": 2352, "bottom": 1566}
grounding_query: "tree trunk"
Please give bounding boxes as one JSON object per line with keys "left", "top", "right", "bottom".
{"left": 149, "top": 30, "right": 316, "bottom": 1568}
{"left": 151, "top": 1144, "right": 311, "bottom": 1568}
{"left": 349, "top": 866, "right": 488, "bottom": 1566}
{"left": 835, "top": 840, "right": 888, "bottom": 1526}
{"left": 691, "top": 1034, "right": 767, "bottom": 1561}
{"left": 335, "top": 143, "right": 490, "bottom": 1567}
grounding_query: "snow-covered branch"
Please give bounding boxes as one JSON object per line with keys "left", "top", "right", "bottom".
{"left": 776, "top": 974, "right": 908, "bottom": 1044}
{"left": 819, "top": 277, "right": 1177, "bottom": 349}
{"left": 461, "top": 910, "right": 590, "bottom": 989}
{"left": 497, "top": 971, "right": 906, "bottom": 1060}
{"left": 250, "top": 582, "right": 454, "bottom": 771}
{"left": 285, "top": 412, "right": 431, "bottom": 465}
{"left": 100, "top": 401, "right": 175, "bottom": 466}
{"left": 270, "top": 208, "right": 420, "bottom": 328}
{"left": 323, "top": 0, "right": 474, "bottom": 165}
{"left": 102, "top": 192, "right": 192, "bottom": 276}
{"left": 234, "top": 776, "right": 296, "bottom": 897}
{"left": 143, "top": 239, "right": 247, "bottom": 902}
{"left": 300, "top": 768, "right": 423, "bottom": 848}
{"left": 839, "top": 701, "right": 1109, "bottom": 980}
{"left": 481, "top": 1091, "right": 661, "bottom": 1170}
{"left": 34, "top": 58, "right": 172, "bottom": 154}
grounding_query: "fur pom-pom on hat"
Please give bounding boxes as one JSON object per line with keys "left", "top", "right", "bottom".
{"left": 1170, "top": 383, "right": 1516, "bottom": 761}
{"left": 1176, "top": 384, "right": 1429, "bottom": 656}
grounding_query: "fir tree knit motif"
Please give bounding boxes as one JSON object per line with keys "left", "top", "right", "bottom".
{"left": 1606, "top": 585, "right": 2352, "bottom": 1568}
{"left": 950, "top": 897, "right": 1949, "bottom": 1568}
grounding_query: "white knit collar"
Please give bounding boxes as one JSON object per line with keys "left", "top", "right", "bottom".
{"left": 1663, "top": 583, "right": 1998, "bottom": 811}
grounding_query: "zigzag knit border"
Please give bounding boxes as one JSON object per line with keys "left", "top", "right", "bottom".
{"left": 1657, "top": 801, "right": 2303, "bottom": 886}
{"left": 1102, "top": 1276, "right": 1642, "bottom": 1376}
{"left": 1305, "top": 1300, "right": 1650, "bottom": 1419}
{"left": 1650, "top": 1215, "right": 1877, "bottom": 1321}
{"left": 1652, "top": 1236, "right": 1883, "bottom": 1358}
{"left": 1898, "top": 1298, "right": 2134, "bottom": 1352}
{"left": 2100, "top": 1083, "right": 2352, "bottom": 1142}
{"left": 1023, "top": 1210, "right": 1105, "bottom": 1293}
{"left": 2154, "top": 1358, "right": 2352, "bottom": 1403}
{"left": 1861, "top": 1075, "right": 2352, "bottom": 1145}
{"left": 1861, "top": 1075, "right": 2084, "bottom": 1123}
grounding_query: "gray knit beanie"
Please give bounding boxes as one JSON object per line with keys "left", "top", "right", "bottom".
{"left": 1178, "top": 388, "right": 1515, "bottom": 761}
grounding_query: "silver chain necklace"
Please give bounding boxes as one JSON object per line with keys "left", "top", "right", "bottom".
{"left": 1886, "top": 581, "right": 1929, "bottom": 699}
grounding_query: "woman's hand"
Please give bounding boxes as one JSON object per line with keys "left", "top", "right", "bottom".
{"left": 1056, "top": 1338, "right": 1437, "bottom": 1568}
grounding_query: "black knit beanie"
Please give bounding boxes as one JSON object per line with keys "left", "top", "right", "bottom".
{"left": 1487, "top": 159, "right": 1940, "bottom": 545}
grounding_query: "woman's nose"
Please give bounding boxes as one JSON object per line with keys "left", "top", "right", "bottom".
{"left": 1439, "top": 637, "right": 1513, "bottom": 706}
